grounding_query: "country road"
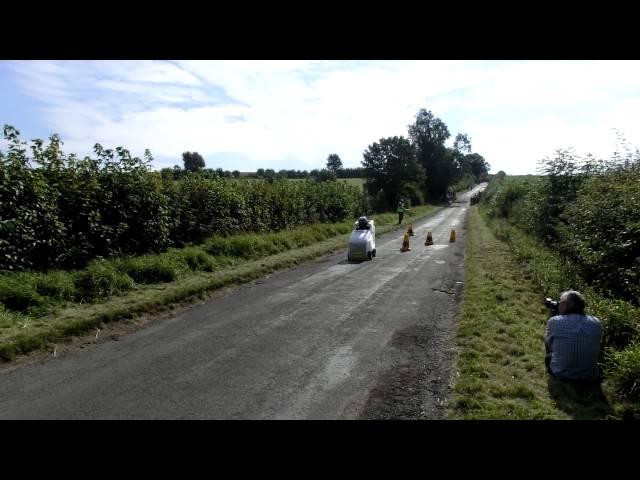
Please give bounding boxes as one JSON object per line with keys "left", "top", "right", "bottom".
{"left": 0, "top": 184, "right": 486, "bottom": 419}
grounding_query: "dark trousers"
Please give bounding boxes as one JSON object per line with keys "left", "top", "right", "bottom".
{"left": 398, "top": 213, "right": 404, "bottom": 224}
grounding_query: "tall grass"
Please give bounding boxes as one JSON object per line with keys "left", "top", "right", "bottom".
{"left": 73, "top": 259, "right": 135, "bottom": 302}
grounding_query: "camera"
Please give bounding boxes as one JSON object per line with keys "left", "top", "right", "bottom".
{"left": 545, "top": 298, "right": 559, "bottom": 316}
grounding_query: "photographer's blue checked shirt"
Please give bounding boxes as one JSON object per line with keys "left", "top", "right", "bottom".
{"left": 545, "top": 314, "right": 602, "bottom": 379}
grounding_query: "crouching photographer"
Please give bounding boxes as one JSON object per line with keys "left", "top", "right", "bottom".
{"left": 544, "top": 290, "right": 603, "bottom": 381}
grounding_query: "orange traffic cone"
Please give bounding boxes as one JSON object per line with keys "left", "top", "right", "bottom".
{"left": 407, "top": 223, "right": 415, "bottom": 236}
{"left": 449, "top": 228, "right": 456, "bottom": 242}
{"left": 425, "top": 231, "right": 433, "bottom": 246}
{"left": 401, "top": 233, "right": 411, "bottom": 252}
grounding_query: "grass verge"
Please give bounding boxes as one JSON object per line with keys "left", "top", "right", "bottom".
{"left": 448, "top": 206, "right": 616, "bottom": 419}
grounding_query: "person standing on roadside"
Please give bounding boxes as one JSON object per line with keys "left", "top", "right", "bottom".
{"left": 397, "top": 200, "right": 409, "bottom": 225}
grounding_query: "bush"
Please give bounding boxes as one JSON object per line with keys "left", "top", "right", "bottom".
{"left": 0, "top": 131, "right": 66, "bottom": 271}
{"left": 482, "top": 159, "right": 640, "bottom": 305}
{"left": 167, "top": 175, "right": 241, "bottom": 245}
{"left": 0, "top": 273, "right": 45, "bottom": 311}
{"left": 73, "top": 259, "right": 134, "bottom": 300}
{"left": 95, "top": 169, "right": 172, "bottom": 258}
{"left": 34, "top": 270, "right": 77, "bottom": 301}
{"left": 115, "top": 255, "right": 186, "bottom": 284}
{"left": 238, "top": 236, "right": 270, "bottom": 258}
{"left": 605, "top": 342, "right": 640, "bottom": 402}
{"left": 588, "top": 295, "right": 640, "bottom": 350}
{"left": 487, "top": 180, "right": 529, "bottom": 219}
{"left": 561, "top": 165, "right": 640, "bottom": 302}
{"left": 205, "top": 234, "right": 266, "bottom": 259}
{"left": 203, "top": 237, "right": 232, "bottom": 258}
{"left": 470, "top": 191, "right": 482, "bottom": 205}
{"left": 0, "top": 304, "right": 23, "bottom": 329}
{"left": 170, "top": 247, "right": 216, "bottom": 272}
{"left": 290, "top": 230, "right": 315, "bottom": 247}
{"left": 451, "top": 173, "right": 476, "bottom": 193}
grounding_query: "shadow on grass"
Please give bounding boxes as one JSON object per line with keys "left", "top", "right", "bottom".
{"left": 547, "top": 376, "right": 613, "bottom": 419}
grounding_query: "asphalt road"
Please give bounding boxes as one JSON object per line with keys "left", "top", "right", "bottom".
{"left": 0, "top": 184, "right": 486, "bottom": 419}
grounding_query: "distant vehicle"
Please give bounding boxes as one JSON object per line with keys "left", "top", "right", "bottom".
{"left": 446, "top": 188, "right": 456, "bottom": 204}
{"left": 348, "top": 217, "right": 376, "bottom": 261}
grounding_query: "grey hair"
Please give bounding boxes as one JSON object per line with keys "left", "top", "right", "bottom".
{"left": 560, "top": 290, "right": 586, "bottom": 314}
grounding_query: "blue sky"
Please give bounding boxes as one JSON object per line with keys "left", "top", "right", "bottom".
{"left": 2, "top": 60, "right": 640, "bottom": 174}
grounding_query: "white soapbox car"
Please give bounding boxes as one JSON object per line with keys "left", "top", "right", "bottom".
{"left": 347, "top": 216, "right": 376, "bottom": 262}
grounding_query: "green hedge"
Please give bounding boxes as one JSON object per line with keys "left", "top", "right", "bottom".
{"left": 483, "top": 157, "right": 640, "bottom": 304}
{"left": 0, "top": 126, "right": 364, "bottom": 272}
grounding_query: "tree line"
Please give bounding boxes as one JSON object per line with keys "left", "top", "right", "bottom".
{"left": 161, "top": 151, "right": 365, "bottom": 182}
{"left": 361, "top": 108, "right": 490, "bottom": 211}
{"left": 167, "top": 107, "right": 490, "bottom": 212}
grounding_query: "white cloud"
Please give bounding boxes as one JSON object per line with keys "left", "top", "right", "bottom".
{"left": 4, "top": 60, "right": 640, "bottom": 173}
{"left": 93, "top": 60, "right": 202, "bottom": 85}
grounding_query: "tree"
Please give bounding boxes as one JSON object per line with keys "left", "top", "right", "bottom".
{"left": 172, "top": 164, "right": 184, "bottom": 180}
{"left": 182, "top": 151, "right": 205, "bottom": 172}
{"left": 326, "top": 154, "right": 343, "bottom": 173}
{"left": 361, "top": 136, "right": 425, "bottom": 208}
{"left": 453, "top": 133, "right": 472, "bottom": 154}
{"left": 263, "top": 169, "right": 276, "bottom": 182}
{"left": 316, "top": 168, "right": 337, "bottom": 182}
{"left": 340, "top": 167, "right": 366, "bottom": 178}
{"left": 232, "top": 170, "right": 241, "bottom": 178}
{"left": 466, "top": 153, "right": 490, "bottom": 181}
{"left": 408, "top": 108, "right": 452, "bottom": 201}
